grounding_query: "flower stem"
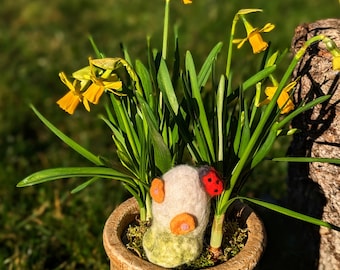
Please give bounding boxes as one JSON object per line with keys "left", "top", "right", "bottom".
{"left": 162, "top": 0, "right": 170, "bottom": 59}
{"left": 145, "top": 193, "right": 153, "bottom": 221}
{"left": 209, "top": 213, "right": 225, "bottom": 256}
{"left": 217, "top": 75, "right": 225, "bottom": 162}
{"left": 225, "top": 13, "right": 239, "bottom": 77}
{"left": 223, "top": 34, "right": 327, "bottom": 213}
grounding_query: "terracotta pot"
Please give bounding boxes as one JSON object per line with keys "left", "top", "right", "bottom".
{"left": 103, "top": 197, "right": 266, "bottom": 270}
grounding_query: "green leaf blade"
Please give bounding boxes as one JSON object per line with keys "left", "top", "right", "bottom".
{"left": 272, "top": 157, "right": 340, "bottom": 164}
{"left": 239, "top": 196, "right": 339, "bottom": 231}
{"left": 157, "top": 59, "right": 179, "bottom": 115}
{"left": 135, "top": 60, "right": 154, "bottom": 110}
{"left": 138, "top": 96, "right": 172, "bottom": 173}
{"left": 17, "top": 167, "right": 135, "bottom": 187}
{"left": 185, "top": 51, "right": 215, "bottom": 161}
{"left": 242, "top": 65, "right": 276, "bottom": 92}
{"left": 30, "top": 104, "right": 104, "bottom": 166}
{"left": 198, "top": 42, "right": 223, "bottom": 88}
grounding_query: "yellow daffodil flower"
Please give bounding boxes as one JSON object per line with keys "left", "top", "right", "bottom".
{"left": 259, "top": 81, "right": 296, "bottom": 114}
{"left": 82, "top": 59, "right": 123, "bottom": 104}
{"left": 72, "top": 66, "right": 92, "bottom": 81}
{"left": 333, "top": 55, "right": 340, "bottom": 71}
{"left": 57, "top": 60, "right": 123, "bottom": 114}
{"left": 233, "top": 15, "right": 275, "bottom": 54}
{"left": 182, "top": 0, "right": 192, "bottom": 4}
{"left": 57, "top": 72, "right": 90, "bottom": 114}
{"left": 84, "top": 73, "right": 123, "bottom": 104}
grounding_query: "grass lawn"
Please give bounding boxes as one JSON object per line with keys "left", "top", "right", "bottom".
{"left": 1, "top": 0, "right": 339, "bottom": 269}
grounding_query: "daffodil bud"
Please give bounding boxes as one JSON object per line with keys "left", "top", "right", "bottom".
{"left": 323, "top": 37, "right": 340, "bottom": 56}
{"left": 287, "top": 128, "right": 298, "bottom": 136}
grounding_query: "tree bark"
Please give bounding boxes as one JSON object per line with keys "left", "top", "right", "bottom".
{"left": 288, "top": 19, "right": 340, "bottom": 270}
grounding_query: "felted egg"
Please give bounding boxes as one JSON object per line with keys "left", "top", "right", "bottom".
{"left": 142, "top": 165, "right": 211, "bottom": 268}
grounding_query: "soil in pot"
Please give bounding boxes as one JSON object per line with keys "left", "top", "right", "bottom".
{"left": 124, "top": 211, "right": 248, "bottom": 269}
{"left": 103, "top": 198, "right": 266, "bottom": 270}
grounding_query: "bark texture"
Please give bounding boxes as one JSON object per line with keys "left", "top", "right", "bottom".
{"left": 288, "top": 19, "right": 340, "bottom": 270}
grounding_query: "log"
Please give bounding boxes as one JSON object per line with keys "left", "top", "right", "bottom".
{"left": 288, "top": 19, "right": 340, "bottom": 270}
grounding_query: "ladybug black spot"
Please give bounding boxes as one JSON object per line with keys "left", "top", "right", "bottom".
{"left": 216, "top": 180, "right": 220, "bottom": 184}
{"left": 214, "top": 189, "right": 218, "bottom": 193}
{"left": 207, "top": 178, "right": 212, "bottom": 182}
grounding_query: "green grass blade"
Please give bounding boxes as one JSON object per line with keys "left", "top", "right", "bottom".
{"left": 171, "top": 35, "right": 181, "bottom": 91}
{"left": 238, "top": 99, "right": 251, "bottom": 157}
{"left": 136, "top": 118, "right": 148, "bottom": 187}
{"left": 193, "top": 124, "right": 209, "bottom": 162}
{"left": 186, "top": 51, "right": 215, "bottom": 160}
{"left": 276, "top": 95, "right": 331, "bottom": 129}
{"left": 121, "top": 43, "right": 133, "bottom": 67}
{"left": 17, "top": 167, "right": 136, "bottom": 187}
{"left": 138, "top": 95, "right": 172, "bottom": 173}
{"left": 109, "top": 96, "right": 141, "bottom": 159}
{"left": 88, "top": 35, "right": 105, "bottom": 58}
{"left": 272, "top": 157, "right": 340, "bottom": 164}
{"left": 216, "top": 75, "right": 225, "bottom": 161}
{"left": 233, "top": 109, "right": 242, "bottom": 155}
{"left": 99, "top": 114, "right": 136, "bottom": 171}
{"left": 150, "top": 126, "right": 172, "bottom": 173}
{"left": 104, "top": 100, "right": 117, "bottom": 126}
{"left": 242, "top": 65, "right": 276, "bottom": 91}
{"left": 158, "top": 59, "right": 179, "bottom": 115}
{"left": 239, "top": 196, "right": 340, "bottom": 231}
{"left": 30, "top": 104, "right": 104, "bottom": 166}
{"left": 99, "top": 115, "right": 126, "bottom": 148}
{"left": 197, "top": 42, "right": 223, "bottom": 87}
{"left": 135, "top": 60, "right": 154, "bottom": 110}
{"left": 251, "top": 125, "right": 278, "bottom": 168}
{"left": 71, "top": 177, "right": 100, "bottom": 193}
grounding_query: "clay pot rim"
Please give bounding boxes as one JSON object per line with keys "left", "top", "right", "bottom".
{"left": 103, "top": 197, "right": 266, "bottom": 270}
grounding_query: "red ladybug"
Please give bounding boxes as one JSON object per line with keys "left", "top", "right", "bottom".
{"left": 199, "top": 166, "right": 224, "bottom": 197}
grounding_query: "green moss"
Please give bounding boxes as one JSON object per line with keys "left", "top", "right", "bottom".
{"left": 125, "top": 219, "right": 248, "bottom": 269}
{"left": 221, "top": 221, "right": 248, "bottom": 261}
{"left": 125, "top": 220, "right": 149, "bottom": 259}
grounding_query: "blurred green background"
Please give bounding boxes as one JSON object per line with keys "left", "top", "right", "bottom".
{"left": 1, "top": 0, "right": 339, "bottom": 269}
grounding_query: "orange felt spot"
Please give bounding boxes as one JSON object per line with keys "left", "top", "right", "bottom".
{"left": 150, "top": 178, "right": 165, "bottom": 203}
{"left": 170, "top": 213, "right": 196, "bottom": 235}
